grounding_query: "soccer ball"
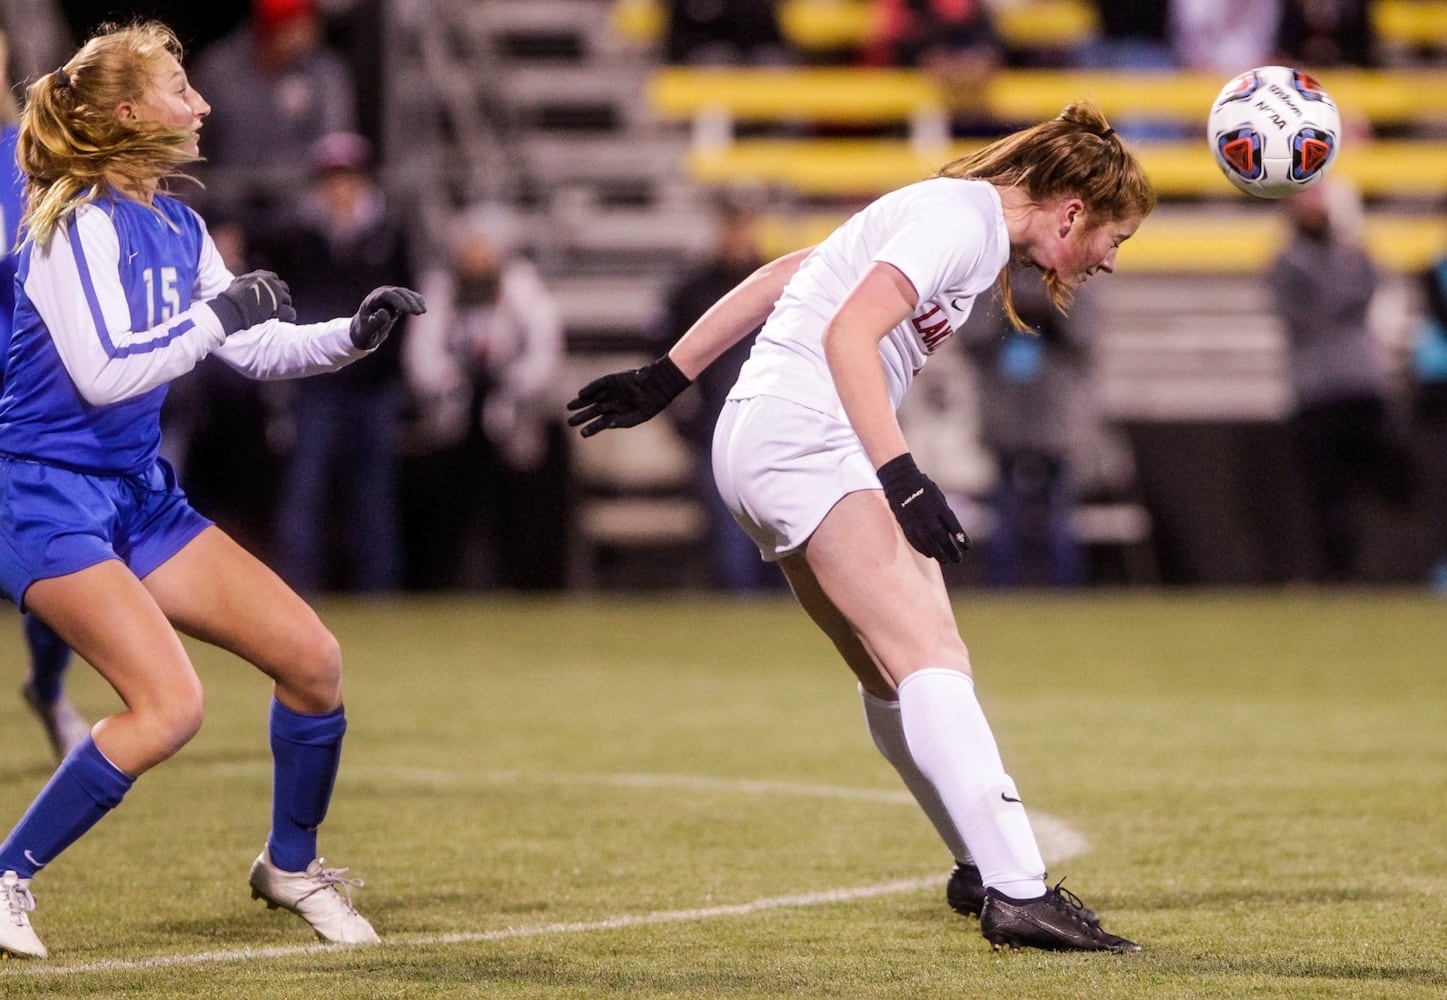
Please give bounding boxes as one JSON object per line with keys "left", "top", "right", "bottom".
{"left": 1207, "top": 65, "right": 1341, "bottom": 199}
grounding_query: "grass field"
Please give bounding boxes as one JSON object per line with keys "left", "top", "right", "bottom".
{"left": 0, "top": 591, "right": 1443, "bottom": 998}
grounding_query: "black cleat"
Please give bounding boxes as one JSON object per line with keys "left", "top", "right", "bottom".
{"left": 946, "top": 862, "right": 985, "bottom": 917}
{"left": 980, "top": 881, "right": 1141, "bottom": 953}
{"left": 952, "top": 866, "right": 1101, "bottom": 926}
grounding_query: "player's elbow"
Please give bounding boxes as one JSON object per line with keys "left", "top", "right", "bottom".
{"left": 73, "top": 372, "right": 132, "bottom": 407}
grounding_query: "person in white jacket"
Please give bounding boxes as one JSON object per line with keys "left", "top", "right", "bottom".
{"left": 0, "top": 21, "right": 424, "bottom": 959}
{"left": 405, "top": 206, "right": 565, "bottom": 588}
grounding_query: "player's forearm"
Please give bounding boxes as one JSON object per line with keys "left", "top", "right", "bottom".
{"left": 823, "top": 263, "right": 915, "bottom": 468}
{"left": 825, "top": 320, "right": 908, "bottom": 468}
{"left": 212, "top": 317, "right": 362, "bottom": 379}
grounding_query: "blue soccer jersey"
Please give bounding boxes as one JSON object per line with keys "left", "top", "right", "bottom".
{"left": 0, "top": 192, "right": 363, "bottom": 475}
{"left": 0, "top": 124, "right": 24, "bottom": 359}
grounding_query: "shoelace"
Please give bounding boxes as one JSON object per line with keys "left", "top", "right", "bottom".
{"left": 3, "top": 878, "right": 36, "bottom": 926}
{"left": 1047, "top": 877, "right": 1094, "bottom": 928}
{"left": 300, "top": 862, "right": 365, "bottom": 911}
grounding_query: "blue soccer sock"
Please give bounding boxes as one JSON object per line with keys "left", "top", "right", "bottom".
{"left": 0, "top": 736, "right": 134, "bottom": 878}
{"left": 266, "top": 699, "right": 346, "bottom": 873}
{"left": 22, "top": 613, "right": 74, "bottom": 704}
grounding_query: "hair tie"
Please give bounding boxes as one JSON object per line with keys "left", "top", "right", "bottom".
{"left": 1101, "top": 127, "right": 1116, "bottom": 139}
{"left": 53, "top": 67, "right": 71, "bottom": 91}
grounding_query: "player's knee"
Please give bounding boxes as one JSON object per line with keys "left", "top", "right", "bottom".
{"left": 149, "top": 681, "right": 206, "bottom": 758}
{"left": 279, "top": 625, "right": 344, "bottom": 711}
{"left": 890, "top": 627, "right": 971, "bottom": 677}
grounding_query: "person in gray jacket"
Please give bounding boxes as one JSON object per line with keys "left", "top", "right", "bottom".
{"left": 1266, "top": 178, "right": 1414, "bottom": 582}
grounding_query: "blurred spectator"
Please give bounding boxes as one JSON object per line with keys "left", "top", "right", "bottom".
{"left": 962, "top": 267, "right": 1096, "bottom": 588}
{"left": 188, "top": 0, "right": 357, "bottom": 221}
{"left": 403, "top": 206, "right": 569, "bottom": 590}
{"left": 5, "top": 0, "right": 73, "bottom": 81}
{"left": 1077, "top": 0, "right": 1183, "bottom": 139}
{"left": 664, "top": 0, "right": 792, "bottom": 65}
{"left": 1169, "top": 0, "right": 1281, "bottom": 74}
{"left": 862, "top": 0, "right": 1000, "bottom": 67}
{"left": 862, "top": 0, "right": 1003, "bottom": 134}
{"left": 1266, "top": 178, "right": 1415, "bottom": 583}
{"left": 1274, "top": 0, "right": 1375, "bottom": 68}
{"left": 649, "top": 192, "right": 784, "bottom": 592}
{"left": 1076, "top": 0, "right": 1176, "bottom": 68}
{"left": 157, "top": 199, "right": 281, "bottom": 556}
{"left": 1412, "top": 242, "right": 1447, "bottom": 591}
{"left": 249, "top": 132, "right": 415, "bottom": 593}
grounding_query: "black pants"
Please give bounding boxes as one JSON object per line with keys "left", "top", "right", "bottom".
{"left": 1290, "top": 394, "right": 1415, "bottom": 582}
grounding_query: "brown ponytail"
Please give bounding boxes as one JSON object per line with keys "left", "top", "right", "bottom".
{"left": 938, "top": 101, "right": 1156, "bottom": 328}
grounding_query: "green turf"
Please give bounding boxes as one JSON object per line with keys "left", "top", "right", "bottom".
{"left": 1, "top": 591, "right": 1443, "bottom": 997}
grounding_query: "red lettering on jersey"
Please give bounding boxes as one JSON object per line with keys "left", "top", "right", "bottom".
{"left": 910, "top": 302, "right": 954, "bottom": 354}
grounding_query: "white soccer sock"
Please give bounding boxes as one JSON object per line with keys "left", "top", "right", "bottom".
{"left": 897, "top": 668, "right": 1046, "bottom": 899}
{"left": 859, "top": 685, "right": 973, "bottom": 864}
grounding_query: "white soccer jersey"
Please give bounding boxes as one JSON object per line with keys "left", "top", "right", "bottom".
{"left": 0, "top": 193, "right": 364, "bottom": 475}
{"left": 728, "top": 177, "right": 1009, "bottom": 415}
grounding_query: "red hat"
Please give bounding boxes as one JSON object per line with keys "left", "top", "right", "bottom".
{"left": 254, "top": 0, "right": 315, "bottom": 32}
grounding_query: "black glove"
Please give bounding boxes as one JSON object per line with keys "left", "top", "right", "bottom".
{"left": 566, "top": 355, "right": 691, "bottom": 437}
{"left": 350, "top": 286, "right": 428, "bottom": 350}
{"left": 207, "top": 270, "right": 294, "bottom": 335}
{"left": 876, "top": 452, "right": 970, "bottom": 564}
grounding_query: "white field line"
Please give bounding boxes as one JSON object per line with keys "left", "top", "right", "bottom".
{"left": 3, "top": 768, "right": 1089, "bottom": 978}
{"left": 8, "top": 875, "right": 940, "bottom": 977}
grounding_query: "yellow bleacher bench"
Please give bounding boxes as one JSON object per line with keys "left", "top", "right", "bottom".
{"left": 613, "top": 0, "right": 1098, "bottom": 51}
{"left": 1376, "top": 0, "right": 1447, "bottom": 47}
{"left": 685, "top": 136, "right": 1447, "bottom": 201}
{"left": 981, "top": 68, "right": 1447, "bottom": 124}
{"left": 617, "top": 0, "right": 1447, "bottom": 53}
{"left": 757, "top": 210, "right": 1447, "bottom": 274}
{"left": 777, "top": 0, "right": 1100, "bottom": 51}
{"left": 650, "top": 66, "right": 1447, "bottom": 150}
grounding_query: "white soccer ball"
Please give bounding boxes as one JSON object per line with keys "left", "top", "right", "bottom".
{"left": 1207, "top": 65, "right": 1342, "bottom": 200}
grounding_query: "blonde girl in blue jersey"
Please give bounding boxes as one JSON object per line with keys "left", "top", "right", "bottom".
{"left": 0, "top": 21, "right": 424, "bottom": 959}
{"left": 570, "top": 102, "right": 1153, "bottom": 953}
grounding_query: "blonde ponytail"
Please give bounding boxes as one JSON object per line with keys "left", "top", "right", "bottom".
{"left": 18, "top": 21, "right": 198, "bottom": 247}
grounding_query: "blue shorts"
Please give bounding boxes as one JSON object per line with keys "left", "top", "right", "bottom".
{"left": 0, "top": 456, "right": 213, "bottom": 609}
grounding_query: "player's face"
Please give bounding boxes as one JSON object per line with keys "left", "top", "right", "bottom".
{"left": 1024, "top": 201, "right": 1141, "bottom": 290}
{"left": 128, "top": 54, "right": 209, "bottom": 156}
{"left": 1059, "top": 212, "right": 1141, "bottom": 288}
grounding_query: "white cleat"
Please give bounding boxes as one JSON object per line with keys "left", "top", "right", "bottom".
{"left": 21, "top": 684, "right": 92, "bottom": 762}
{"left": 248, "top": 849, "right": 380, "bottom": 945}
{"left": 1, "top": 870, "right": 47, "bottom": 959}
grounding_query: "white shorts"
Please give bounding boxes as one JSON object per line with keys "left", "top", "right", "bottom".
{"left": 711, "top": 395, "right": 880, "bottom": 562}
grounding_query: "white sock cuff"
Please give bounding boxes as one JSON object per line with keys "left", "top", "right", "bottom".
{"left": 897, "top": 668, "right": 975, "bottom": 695}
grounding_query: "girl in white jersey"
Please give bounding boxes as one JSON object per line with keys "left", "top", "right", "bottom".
{"left": 0, "top": 21, "right": 425, "bottom": 959}
{"left": 569, "top": 101, "right": 1155, "bottom": 952}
